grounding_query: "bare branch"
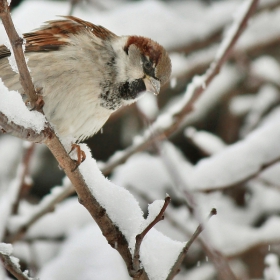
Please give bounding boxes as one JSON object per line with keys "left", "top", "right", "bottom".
{"left": 167, "top": 208, "right": 217, "bottom": 280}
{"left": 132, "top": 196, "right": 171, "bottom": 276}
{"left": 0, "top": 0, "right": 39, "bottom": 110}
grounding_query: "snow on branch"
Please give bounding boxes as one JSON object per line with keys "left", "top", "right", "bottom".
{"left": 0, "top": 79, "right": 48, "bottom": 142}
{"left": 0, "top": 243, "right": 36, "bottom": 280}
{"left": 0, "top": 0, "right": 262, "bottom": 279}
{"left": 187, "top": 109, "right": 280, "bottom": 191}
{"left": 0, "top": 111, "right": 48, "bottom": 143}
{"left": 132, "top": 196, "right": 171, "bottom": 277}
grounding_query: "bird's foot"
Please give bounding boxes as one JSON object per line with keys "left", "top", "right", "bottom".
{"left": 69, "top": 144, "right": 86, "bottom": 171}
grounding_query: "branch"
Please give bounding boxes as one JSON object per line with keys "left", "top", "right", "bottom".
{"left": 101, "top": 0, "right": 260, "bottom": 176}
{"left": 0, "top": 0, "right": 39, "bottom": 110}
{"left": 0, "top": 112, "right": 48, "bottom": 143}
{"left": 167, "top": 208, "right": 217, "bottom": 280}
{"left": 44, "top": 134, "right": 147, "bottom": 278}
{"left": 0, "top": 252, "right": 35, "bottom": 280}
{"left": 132, "top": 196, "right": 171, "bottom": 276}
{"left": 1, "top": 119, "right": 149, "bottom": 278}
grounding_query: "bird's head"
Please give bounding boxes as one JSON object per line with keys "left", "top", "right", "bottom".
{"left": 111, "top": 35, "right": 172, "bottom": 106}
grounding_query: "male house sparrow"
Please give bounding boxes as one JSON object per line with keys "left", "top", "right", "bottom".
{"left": 0, "top": 16, "right": 171, "bottom": 142}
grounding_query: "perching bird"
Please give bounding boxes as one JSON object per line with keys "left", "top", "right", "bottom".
{"left": 0, "top": 16, "right": 171, "bottom": 142}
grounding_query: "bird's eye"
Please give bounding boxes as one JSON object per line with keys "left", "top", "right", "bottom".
{"left": 143, "top": 61, "right": 153, "bottom": 70}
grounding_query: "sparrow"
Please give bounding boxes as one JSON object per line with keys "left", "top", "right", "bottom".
{"left": 0, "top": 16, "right": 171, "bottom": 142}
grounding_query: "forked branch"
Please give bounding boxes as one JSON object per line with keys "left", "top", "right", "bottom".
{"left": 132, "top": 196, "right": 171, "bottom": 276}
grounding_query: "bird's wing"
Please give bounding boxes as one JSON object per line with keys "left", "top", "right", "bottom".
{"left": 24, "top": 16, "right": 117, "bottom": 52}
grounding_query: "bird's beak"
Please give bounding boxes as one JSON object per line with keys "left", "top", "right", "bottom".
{"left": 144, "top": 77, "right": 160, "bottom": 95}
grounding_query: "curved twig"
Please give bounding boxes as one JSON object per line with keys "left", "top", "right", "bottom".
{"left": 132, "top": 196, "right": 171, "bottom": 276}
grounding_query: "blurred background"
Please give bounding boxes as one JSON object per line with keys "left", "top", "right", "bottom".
{"left": 1, "top": 0, "right": 280, "bottom": 279}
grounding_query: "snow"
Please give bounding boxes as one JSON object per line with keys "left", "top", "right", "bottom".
{"left": 0, "top": 136, "right": 23, "bottom": 192}
{"left": 140, "top": 229, "right": 184, "bottom": 280}
{"left": 216, "top": 0, "right": 254, "bottom": 60}
{"left": 185, "top": 127, "right": 226, "bottom": 155}
{"left": 38, "top": 224, "right": 130, "bottom": 280}
{"left": 9, "top": 196, "right": 92, "bottom": 239}
{"left": 140, "top": 199, "right": 165, "bottom": 232}
{"left": 187, "top": 108, "right": 280, "bottom": 191}
{"left": 112, "top": 153, "right": 173, "bottom": 205}
{"left": 0, "top": 0, "right": 239, "bottom": 53}
{"left": 240, "top": 85, "right": 280, "bottom": 136}
{"left": 170, "top": 77, "right": 177, "bottom": 89}
{"left": 236, "top": 7, "right": 280, "bottom": 51}
{"left": 0, "top": 165, "right": 25, "bottom": 240}
{"left": 182, "top": 65, "right": 241, "bottom": 126}
{"left": 0, "top": 80, "right": 46, "bottom": 132}
{"left": 229, "top": 94, "right": 256, "bottom": 116}
{"left": 136, "top": 93, "right": 159, "bottom": 121}
{"left": 78, "top": 144, "right": 185, "bottom": 280}
{"left": 264, "top": 254, "right": 280, "bottom": 280}
{"left": 206, "top": 215, "right": 280, "bottom": 256}
{"left": 251, "top": 56, "right": 280, "bottom": 86}
{"left": 0, "top": 243, "right": 13, "bottom": 255}
{"left": 1, "top": 0, "right": 280, "bottom": 279}
{"left": 260, "top": 162, "right": 280, "bottom": 186}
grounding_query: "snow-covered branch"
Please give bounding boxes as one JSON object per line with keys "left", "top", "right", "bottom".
{"left": 0, "top": 112, "right": 48, "bottom": 143}
{"left": 0, "top": 243, "right": 35, "bottom": 280}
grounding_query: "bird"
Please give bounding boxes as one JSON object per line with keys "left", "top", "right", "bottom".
{"left": 0, "top": 16, "right": 171, "bottom": 143}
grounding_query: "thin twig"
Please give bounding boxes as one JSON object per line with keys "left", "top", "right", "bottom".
{"left": 0, "top": 252, "right": 36, "bottom": 280}
{"left": 167, "top": 208, "right": 217, "bottom": 280}
{"left": 132, "top": 196, "right": 171, "bottom": 276}
{"left": 0, "top": 0, "right": 39, "bottom": 110}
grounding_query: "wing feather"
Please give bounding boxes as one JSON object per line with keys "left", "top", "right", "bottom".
{"left": 23, "top": 16, "right": 117, "bottom": 52}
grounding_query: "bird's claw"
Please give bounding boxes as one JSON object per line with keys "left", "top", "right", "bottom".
{"left": 69, "top": 144, "right": 86, "bottom": 171}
